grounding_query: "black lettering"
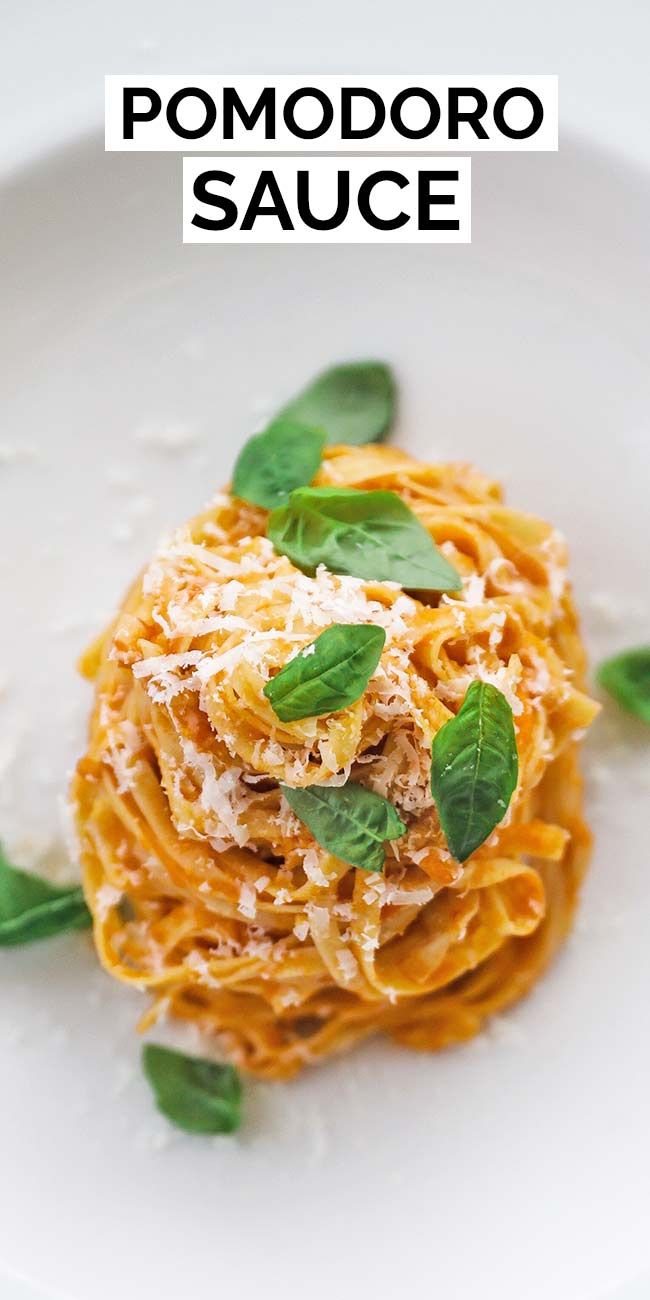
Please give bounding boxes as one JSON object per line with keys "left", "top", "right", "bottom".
{"left": 222, "top": 87, "right": 275, "bottom": 140}
{"left": 358, "top": 171, "right": 409, "bottom": 231}
{"left": 191, "top": 171, "right": 237, "bottom": 231}
{"left": 341, "top": 88, "right": 386, "bottom": 139}
{"left": 122, "top": 87, "right": 161, "bottom": 139}
{"left": 283, "top": 88, "right": 334, "bottom": 139}
{"left": 296, "top": 170, "right": 350, "bottom": 230}
{"left": 166, "top": 88, "right": 217, "bottom": 140}
{"left": 448, "top": 88, "right": 489, "bottom": 140}
{"left": 493, "top": 88, "right": 544, "bottom": 139}
{"left": 390, "top": 88, "right": 440, "bottom": 140}
{"left": 418, "top": 171, "right": 460, "bottom": 231}
{"left": 241, "top": 171, "right": 294, "bottom": 231}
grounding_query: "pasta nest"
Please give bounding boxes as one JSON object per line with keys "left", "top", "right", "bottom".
{"left": 72, "top": 444, "right": 598, "bottom": 1078}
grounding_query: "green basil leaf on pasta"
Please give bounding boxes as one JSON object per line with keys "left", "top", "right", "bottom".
{"left": 142, "top": 1044, "right": 243, "bottom": 1135}
{"left": 0, "top": 844, "right": 92, "bottom": 946}
{"left": 232, "top": 418, "right": 326, "bottom": 511}
{"left": 268, "top": 486, "right": 461, "bottom": 593}
{"left": 264, "top": 623, "right": 386, "bottom": 722}
{"left": 430, "top": 681, "right": 519, "bottom": 862}
{"left": 278, "top": 361, "right": 395, "bottom": 446}
{"left": 597, "top": 647, "right": 650, "bottom": 723}
{"left": 281, "top": 781, "right": 406, "bottom": 872}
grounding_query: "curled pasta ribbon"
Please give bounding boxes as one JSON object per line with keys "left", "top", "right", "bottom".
{"left": 72, "top": 444, "right": 598, "bottom": 1079}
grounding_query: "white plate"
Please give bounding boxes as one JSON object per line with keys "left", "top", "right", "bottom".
{"left": 1, "top": 134, "right": 649, "bottom": 1300}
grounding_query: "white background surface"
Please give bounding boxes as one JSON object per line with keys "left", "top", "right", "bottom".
{"left": 1, "top": 6, "right": 650, "bottom": 1300}
{"left": 2, "top": 0, "right": 650, "bottom": 175}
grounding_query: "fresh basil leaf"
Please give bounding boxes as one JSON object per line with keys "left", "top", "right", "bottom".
{"left": 264, "top": 623, "right": 386, "bottom": 722}
{"left": 597, "top": 647, "right": 650, "bottom": 723}
{"left": 232, "top": 418, "right": 325, "bottom": 510}
{"left": 281, "top": 781, "right": 406, "bottom": 872}
{"left": 142, "top": 1043, "right": 242, "bottom": 1135}
{"left": 268, "top": 487, "right": 461, "bottom": 593}
{"left": 430, "top": 681, "right": 519, "bottom": 862}
{"left": 0, "top": 843, "right": 91, "bottom": 946}
{"left": 278, "top": 361, "right": 395, "bottom": 446}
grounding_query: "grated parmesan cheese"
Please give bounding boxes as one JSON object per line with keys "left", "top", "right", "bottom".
{"left": 336, "top": 950, "right": 360, "bottom": 983}
{"left": 185, "top": 951, "right": 222, "bottom": 988}
{"left": 238, "top": 883, "right": 257, "bottom": 920}
{"left": 132, "top": 650, "right": 203, "bottom": 680}
{"left": 302, "top": 848, "right": 330, "bottom": 887}
{"left": 306, "top": 903, "right": 330, "bottom": 940}
{"left": 95, "top": 884, "right": 122, "bottom": 921}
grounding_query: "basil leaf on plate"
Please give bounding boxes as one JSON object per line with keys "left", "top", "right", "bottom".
{"left": 430, "top": 681, "right": 519, "bottom": 862}
{"left": 268, "top": 487, "right": 461, "bottom": 593}
{"left": 597, "top": 647, "right": 650, "bottom": 723}
{"left": 142, "top": 1043, "right": 242, "bottom": 1135}
{"left": 278, "top": 361, "right": 395, "bottom": 446}
{"left": 0, "top": 843, "right": 92, "bottom": 946}
{"left": 264, "top": 623, "right": 386, "bottom": 722}
{"left": 232, "top": 418, "right": 325, "bottom": 510}
{"left": 281, "top": 781, "right": 406, "bottom": 872}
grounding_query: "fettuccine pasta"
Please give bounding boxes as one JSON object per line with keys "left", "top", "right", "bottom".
{"left": 71, "top": 443, "right": 598, "bottom": 1078}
